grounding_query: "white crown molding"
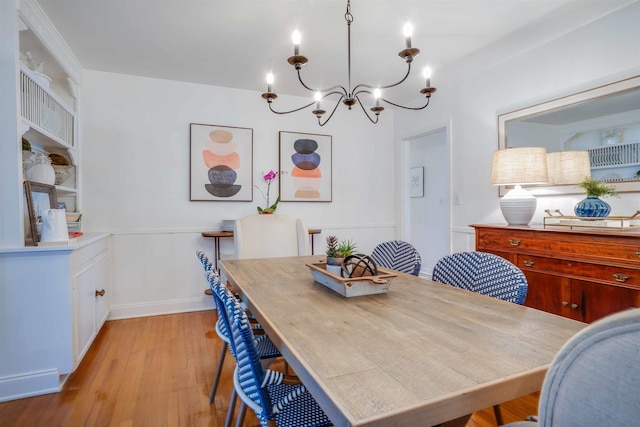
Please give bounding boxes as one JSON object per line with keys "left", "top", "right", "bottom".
{"left": 18, "top": 0, "right": 82, "bottom": 85}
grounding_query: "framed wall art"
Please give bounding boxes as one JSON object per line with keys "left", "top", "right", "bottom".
{"left": 410, "top": 166, "right": 424, "bottom": 198}
{"left": 190, "top": 123, "right": 253, "bottom": 201}
{"left": 24, "top": 180, "right": 58, "bottom": 246}
{"left": 279, "top": 131, "right": 332, "bottom": 202}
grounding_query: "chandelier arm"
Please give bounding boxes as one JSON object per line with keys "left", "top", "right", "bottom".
{"left": 317, "top": 95, "right": 345, "bottom": 126}
{"left": 297, "top": 70, "right": 348, "bottom": 95}
{"left": 380, "top": 96, "right": 432, "bottom": 111}
{"left": 352, "top": 63, "right": 413, "bottom": 96}
{"left": 268, "top": 100, "right": 316, "bottom": 115}
{"left": 354, "top": 95, "right": 380, "bottom": 124}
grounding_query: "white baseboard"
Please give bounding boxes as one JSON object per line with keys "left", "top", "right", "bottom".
{"left": 108, "top": 295, "right": 215, "bottom": 320}
{"left": 0, "top": 369, "right": 61, "bottom": 402}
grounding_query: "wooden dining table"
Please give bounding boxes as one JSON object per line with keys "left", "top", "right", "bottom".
{"left": 220, "top": 255, "right": 586, "bottom": 427}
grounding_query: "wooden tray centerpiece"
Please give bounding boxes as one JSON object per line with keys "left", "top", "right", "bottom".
{"left": 306, "top": 261, "right": 397, "bottom": 297}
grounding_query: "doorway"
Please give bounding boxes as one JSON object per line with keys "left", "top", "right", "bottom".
{"left": 404, "top": 126, "right": 450, "bottom": 278}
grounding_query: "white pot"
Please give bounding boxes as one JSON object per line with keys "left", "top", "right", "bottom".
{"left": 27, "top": 162, "right": 55, "bottom": 185}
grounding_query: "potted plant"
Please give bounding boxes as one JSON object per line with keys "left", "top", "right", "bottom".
{"left": 255, "top": 170, "right": 280, "bottom": 214}
{"left": 575, "top": 177, "right": 618, "bottom": 218}
{"left": 325, "top": 236, "right": 357, "bottom": 266}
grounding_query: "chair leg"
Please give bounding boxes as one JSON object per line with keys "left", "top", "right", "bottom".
{"left": 210, "top": 341, "right": 228, "bottom": 403}
{"left": 224, "top": 388, "right": 238, "bottom": 427}
{"left": 235, "top": 402, "right": 247, "bottom": 427}
{"left": 493, "top": 404, "right": 504, "bottom": 426}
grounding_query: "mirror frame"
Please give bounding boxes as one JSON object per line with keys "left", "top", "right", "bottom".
{"left": 497, "top": 74, "right": 640, "bottom": 196}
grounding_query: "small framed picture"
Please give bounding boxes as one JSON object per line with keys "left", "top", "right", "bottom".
{"left": 24, "top": 181, "right": 58, "bottom": 246}
{"left": 410, "top": 167, "right": 424, "bottom": 198}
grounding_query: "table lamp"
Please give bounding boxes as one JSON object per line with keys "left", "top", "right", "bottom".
{"left": 491, "top": 147, "right": 548, "bottom": 225}
{"left": 546, "top": 151, "right": 591, "bottom": 185}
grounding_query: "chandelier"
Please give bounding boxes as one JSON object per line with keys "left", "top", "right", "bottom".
{"left": 261, "top": 0, "right": 437, "bottom": 126}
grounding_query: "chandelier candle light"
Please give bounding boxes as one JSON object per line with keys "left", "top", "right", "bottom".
{"left": 261, "top": 0, "right": 436, "bottom": 126}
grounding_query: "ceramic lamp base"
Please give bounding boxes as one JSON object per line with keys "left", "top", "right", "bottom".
{"left": 500, "top": 185, "right": 537, "bottom": 225}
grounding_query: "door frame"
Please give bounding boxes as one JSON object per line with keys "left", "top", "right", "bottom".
{"left": 400, "top": 120, "right": 453, "bottom": 272}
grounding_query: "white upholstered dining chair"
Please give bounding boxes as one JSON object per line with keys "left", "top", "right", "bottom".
{"left": 233, "top": 214, "right": 310, "bottom": 259}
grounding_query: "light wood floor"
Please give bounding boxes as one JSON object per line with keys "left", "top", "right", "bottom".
{"left": 0, "top": 311, "right": 539, "bottom": 427}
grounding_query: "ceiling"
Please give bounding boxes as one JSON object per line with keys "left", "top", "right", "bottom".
{"left": 34, "top": 0, "right": 633, "bottom": 105}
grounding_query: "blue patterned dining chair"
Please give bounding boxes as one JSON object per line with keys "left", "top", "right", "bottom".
{"left": 432, "top": 251, "right": 528, "bottom": 425}
{"left": 214, "top": 277, "right": 333, "bottom": 427}
{"left": 503, "top": 308, "right": 640, "bottom": 427}
{"left": 370, "top": 240, "right": 422, "bottom": 276}
{"left": 431, "top": 251, "right": 527, "bottom": 305}
{"left": 197, "top": 251, "right": 280, "bottom": 413}
{"left": 203, "top": 267, "right": 283, "bottom": 427}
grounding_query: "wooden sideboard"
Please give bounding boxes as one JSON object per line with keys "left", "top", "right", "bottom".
{"left": 472, "top": 224, "right": 640, "bottom": 323}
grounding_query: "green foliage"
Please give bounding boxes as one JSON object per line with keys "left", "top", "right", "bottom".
{"left": 325, "top": 236, "right": 357, "bottom": 258}
{"left": 578, "top": 177, "right": 618, "bottom": 198}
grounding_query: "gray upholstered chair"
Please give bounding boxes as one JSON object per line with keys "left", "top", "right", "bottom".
{"left": 370, "top": 240, "right": 422, "bottom": 276}
{"left": 504, "top": 308, "right": 640, "bottom": 427}
{"left": 234, "top": 214, "right": 309, "bottom": 259}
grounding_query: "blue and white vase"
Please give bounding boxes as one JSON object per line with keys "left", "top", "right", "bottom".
{"left": 574, "top": 196, "right": 611, "bottom": 218}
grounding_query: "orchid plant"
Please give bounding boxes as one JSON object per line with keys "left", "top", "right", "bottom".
{"left": 255, "top": 169, "right": 280, "bottom": 213}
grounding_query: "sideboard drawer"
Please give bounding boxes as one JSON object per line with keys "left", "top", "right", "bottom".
{"left": 516, "top": 254, "right": 640, "bottom": 287}
{"left": 476, "top": 228, "right": 640, "bottom": 264}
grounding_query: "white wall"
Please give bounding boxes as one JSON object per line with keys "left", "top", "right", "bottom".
{"left": 79, "top": 71, "right": 397, "bottom": 317}
{"left": 395, "top": 2, "right": 640, "bottom": 251}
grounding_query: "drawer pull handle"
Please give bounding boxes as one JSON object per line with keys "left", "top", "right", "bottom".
{"left": 571, "top": 303, "right": 578, "bottom": 309}
{"left": 509, "top": 239, "right": 521, "bottom": 246}
{"left": 562, "top": 301, "right": 569, "bottom": 307}
{"left": 636, "top": 251, "right": 640, "bottom": 257}
{"left": 95, "top": 289, "right": 106, "bottom": 297}
{"left": 613, "top": 273, "right": 630, "bottom": 283}
{"left": 523, "top": 260, "right": 534, "bottom": 267}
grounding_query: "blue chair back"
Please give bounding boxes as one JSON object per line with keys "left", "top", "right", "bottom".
{"left": 196, "top": 249, "right": 214, "bottom": 272}
{"left": 432, "top": 251, "right": 527, "bottom": 304}
{"left": 537, "top": 308, "right": 640, "bottom": 426}
{"left": 371, "top": 240, "right": 422, "bottom": 276}
{"left": 218, "top": 282, "right": 274, "bottom": 425}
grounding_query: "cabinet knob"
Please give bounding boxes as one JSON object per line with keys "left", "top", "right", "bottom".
{"left": 523, "top": 260, "right": 534, "bottom": 267}
{"left": 95, "top": 289, "right": 106, "bottom": 297}
{"left": 562, "top": 301, "right": 569, "bottom": 307}
{"left": 613, "top": 273, "right": 630, "bottom": 283}
{"left": 635, "top": 251, "right": 640, "bottom": 257}
{"left": 571, "top": 303, "right": 579, "bottom": 309}
{"left": 509, "top": 238, "right": 521, "bottom": 246}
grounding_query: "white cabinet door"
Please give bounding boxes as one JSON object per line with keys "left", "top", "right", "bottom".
{"left": 94, "top": 252, "right": 110, "bottom": 330}
{"left": 74, "top": 261, "right": 97, "bottom": 365}
{"left": 72, "top": 238, "right": 111, "bottom": 367}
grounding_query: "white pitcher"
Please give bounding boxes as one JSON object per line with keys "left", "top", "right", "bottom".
{"left": 40, "top": 209, "right": 69, "bottom": 242}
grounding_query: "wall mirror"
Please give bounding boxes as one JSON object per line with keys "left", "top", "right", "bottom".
{"left": 498, "top": 75, "right": 640, "bottom": 196}
{"left": 24, "top": 180, "right": 58, "bottom": 246}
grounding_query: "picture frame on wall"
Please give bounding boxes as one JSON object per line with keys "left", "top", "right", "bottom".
{"left": 410, "top": 166, "right": 424, "bottom": 198}
{"left": 190, "top": 123, "right": 253, "bottom": 201}
{"left": 24, "top": 181, "right": 58, "bottom": 246}
{"left": 279, "top": 131, "right": 332, "bottom": 202}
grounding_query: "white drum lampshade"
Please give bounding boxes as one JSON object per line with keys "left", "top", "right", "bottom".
{"left": 547, "top": 151, "right": 591, "bottom": 185}
{"left": 491, "top": 147, "right": 549, "bottom": 225}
